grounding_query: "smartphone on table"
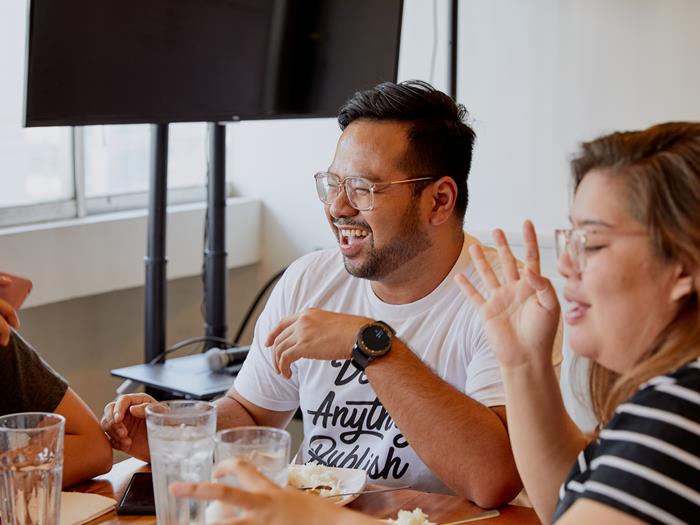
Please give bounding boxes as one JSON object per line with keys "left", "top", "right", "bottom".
{"left": 116, "top": 471, "right": 156, "bottom": 515}
{"left": 0, "top": 272, "right": 33, "bottom": 310}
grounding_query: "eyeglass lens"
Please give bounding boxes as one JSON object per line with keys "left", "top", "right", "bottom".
{"left": 555, "top": 229, "right": 585, "bottom": 272}
{"left": 315, "top": 173, "right": 373, "bottom": 211}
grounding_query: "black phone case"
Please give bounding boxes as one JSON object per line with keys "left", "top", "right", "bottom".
{"left": 116, "top": 472, "right": 156, "bottom": 515}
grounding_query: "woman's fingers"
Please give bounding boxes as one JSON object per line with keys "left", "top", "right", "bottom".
{"left": 522, "top": 220, "right": 541, "bottom": 276}
{"left": 469, "top": 244, "right": 501, "bottom": 289}
{"left": 524, "top": 267, "right": 559, "bottom": 312}
{"left": 214, "top": 459, "right": 277, "bottom": 493}
{"left": 492, "top": 228, "right": 519, "bottom": 282}
{"left": 454, "top": 274, "right": 485, "bottom": 307}
{"left": 169, "top": 480, "right": 263, "bottom": 509}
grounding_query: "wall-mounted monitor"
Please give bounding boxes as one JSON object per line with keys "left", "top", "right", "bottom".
{"left": 24, "top": 0, "right": 403, "bottom": 126}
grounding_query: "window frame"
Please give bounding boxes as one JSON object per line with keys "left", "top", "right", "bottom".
{"left": 0, "top": 127, "right": 226, "bottom": 229}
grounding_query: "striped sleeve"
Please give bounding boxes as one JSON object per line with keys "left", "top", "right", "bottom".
{"left": 569, "top": 360, "right": 700, "bottom": 525}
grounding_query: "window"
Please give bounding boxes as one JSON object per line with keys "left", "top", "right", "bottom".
{"left": 0, "top": 0, "right": 73, "bottom": 211}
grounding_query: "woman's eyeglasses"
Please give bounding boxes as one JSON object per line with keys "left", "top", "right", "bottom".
{"left": 555, "top": 228, "right": 646, "bottom": 273}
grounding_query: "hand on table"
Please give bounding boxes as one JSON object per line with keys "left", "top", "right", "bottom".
{"left": 455, "top": 221, "right": 561, "bottom": 370}
{"left": 101, "top": 393, "right": 156, "bottom": 461}
{"left": 266, "top": 308, "right": 372, "bottom": 379}
{"left": 169, "top": 458, "right": 371, "bottom": 525}
{"left": 0, "top": 276, "right": 20, "bottom": 347}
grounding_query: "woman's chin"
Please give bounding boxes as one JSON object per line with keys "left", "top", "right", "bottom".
{"left": 568, "top": 332, "right": 599, "bottom": 362}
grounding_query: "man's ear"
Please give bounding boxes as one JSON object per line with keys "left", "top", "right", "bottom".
{"left": 428, "top": 176, "right": 458, "bottom": 226}
{"left": 670, "top": 264, "right": 695, "bottom": 302}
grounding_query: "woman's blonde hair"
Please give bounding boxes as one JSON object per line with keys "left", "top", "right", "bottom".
{"left": 570, "top": 122, "right": 700, "bottom": 426}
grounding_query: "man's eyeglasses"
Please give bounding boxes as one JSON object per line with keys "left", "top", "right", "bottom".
{"left": 555, "top": 228, "right": 646, "bottom": 273}
{"left": 314, "top": 172, "right": 436, "bottom": 211}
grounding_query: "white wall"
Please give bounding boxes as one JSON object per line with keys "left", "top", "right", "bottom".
{"left": 460, "top": 0, "right": 700, "bottom": 236}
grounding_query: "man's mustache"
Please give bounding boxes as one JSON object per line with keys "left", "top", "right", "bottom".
{"left": 333, "top": 219, "right": 372, "bottom": 230}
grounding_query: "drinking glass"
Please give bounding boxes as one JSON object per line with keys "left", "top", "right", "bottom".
{"left": 145, "top": 400, "right": 216, "bottom": 525}
{"left": 206, "top": 427, "right": 290, "bottom": 521}
{"left": 215, "top": 427, "right": 291, "bottom": 486}
{"left": 0, "top": 412, "right": 65, "bottom": 525}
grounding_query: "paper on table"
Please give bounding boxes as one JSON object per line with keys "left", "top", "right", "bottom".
{"left": 60, "top": 491, "right": 116, "bottom": 525}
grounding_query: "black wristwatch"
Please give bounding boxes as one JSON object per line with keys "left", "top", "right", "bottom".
{"left": 351, "top": 321, "right": 395, "bottom": 371}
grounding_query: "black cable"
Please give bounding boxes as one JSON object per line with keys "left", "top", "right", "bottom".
{"left": 233, "top": 267, "right": 287, "bottom": 344}
{"left": 147, "top": 335, "right": 234, "bottom": 365}
{"left": 156, "top": 266, "right": 286, "bottom": 361}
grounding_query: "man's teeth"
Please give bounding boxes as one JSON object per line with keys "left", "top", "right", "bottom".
{"left": 339, "top": 229, "right": 369, "bottom": 238}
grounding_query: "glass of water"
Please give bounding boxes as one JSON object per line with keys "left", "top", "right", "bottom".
{"left": 207, "top": 427, "right": 290, "bottom": 520}
{"left": 145, "top": 400, "right": 216, "bottom": 525}
{"left": 0, "top": 412, "right": 65, "bottom": 525}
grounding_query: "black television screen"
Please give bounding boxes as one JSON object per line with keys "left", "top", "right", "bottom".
{"left": 24, "top": 0, "right": 403, "bottom": 127}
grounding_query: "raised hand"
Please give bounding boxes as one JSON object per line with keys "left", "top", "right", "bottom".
{"left": 101, "top": 393, "right": 156, "bottom": 461}
{"left": 455, "top": 221, "right": 560, "bottom": 369}
{"left": 265, "top": 308, "right": 371, "bottom": 379}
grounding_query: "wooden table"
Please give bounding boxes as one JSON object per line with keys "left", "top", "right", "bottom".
{"left": 73, "top": 458, "right": 540, "bottom": 524}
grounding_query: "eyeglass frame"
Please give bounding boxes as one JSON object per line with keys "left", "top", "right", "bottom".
{"left": 314, "top": 171, "right": 438, "bottom": 211}
{"left": 555, "top": 227, "right": 647, "bottom": 273}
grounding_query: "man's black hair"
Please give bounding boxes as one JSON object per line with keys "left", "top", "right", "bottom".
{"left": 337, "top": 80, "right": 476, "bottom": 221}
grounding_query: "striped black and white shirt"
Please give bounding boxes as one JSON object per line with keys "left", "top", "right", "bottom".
{"left": 553, "top": 357, "right": 700, "bottom": 524}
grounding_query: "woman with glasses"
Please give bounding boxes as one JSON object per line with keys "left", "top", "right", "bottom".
{"left": 171, "top": 121, "right": 699, "bottom": 524}
{"left": 456, "top": 121, "right": 700, "bottom": 524}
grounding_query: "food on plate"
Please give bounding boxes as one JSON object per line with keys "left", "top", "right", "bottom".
{"left": 385, "top": 508, "right": 436, "bottom": 525}
{"left": 288, "top": 463, "right": 342, "bottom": 497}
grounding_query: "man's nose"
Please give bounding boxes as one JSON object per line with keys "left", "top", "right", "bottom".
{"left": 329, "top": 185, "right": 358, "bottom": 218}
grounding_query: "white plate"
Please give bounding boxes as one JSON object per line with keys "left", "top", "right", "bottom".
{"left": 288, "top": 464, "right": 367, "bottom": 506}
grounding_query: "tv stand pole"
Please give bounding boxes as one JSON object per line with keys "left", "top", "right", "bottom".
{"left": 142, "top": 123, "right": 227, "bottom": 372}
{"left": 144, "top": 123, "right": 169, "bottom": 365}
{"left": 204, "top": 123, "right": 228, "bottom": 348}
{"left": 448, "top": 0, "right": 458, "bottom": 100}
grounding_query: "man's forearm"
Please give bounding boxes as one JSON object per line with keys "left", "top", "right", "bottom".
{"left": 365, "top": 341, "right": 521, "bottom": 508}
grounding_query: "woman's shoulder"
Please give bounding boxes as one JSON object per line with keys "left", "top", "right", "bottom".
{"left": 625, "top": 356, "right": 700, "bottom": 413}
{"left": 555, "top": 359, "right": 699, "bottom": 524}
{"left": 594, "top": 356, "right": 697, "bottom": 469}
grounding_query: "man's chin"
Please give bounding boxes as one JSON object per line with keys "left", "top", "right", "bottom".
{"left": 342, "top": 256, "right": 369, "bottom": 279}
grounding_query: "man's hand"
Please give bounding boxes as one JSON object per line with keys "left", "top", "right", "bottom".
{"left": 101, "top": 393, "right": 156, "bottom": 462}
{"left": 265, "top": 309, "right": 372, "bottom": 379}
{"left": 0, "top": 276, "right": 20, "bottom": 347}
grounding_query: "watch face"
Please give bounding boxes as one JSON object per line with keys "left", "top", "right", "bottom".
{"left": 362, "top": 324, "right": 391, "bottom": 352}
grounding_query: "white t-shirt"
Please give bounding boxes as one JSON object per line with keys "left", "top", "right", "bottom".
{"left": 234, "top": 236, "right": 505, "bottom": 493}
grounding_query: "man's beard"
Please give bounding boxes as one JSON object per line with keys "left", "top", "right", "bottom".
{"left": 342, "top": 200, "right": 432, "bottom": 280}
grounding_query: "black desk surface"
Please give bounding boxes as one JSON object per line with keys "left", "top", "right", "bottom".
{"left": 111, "top": 353, "right": 240, "bottom": 400}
